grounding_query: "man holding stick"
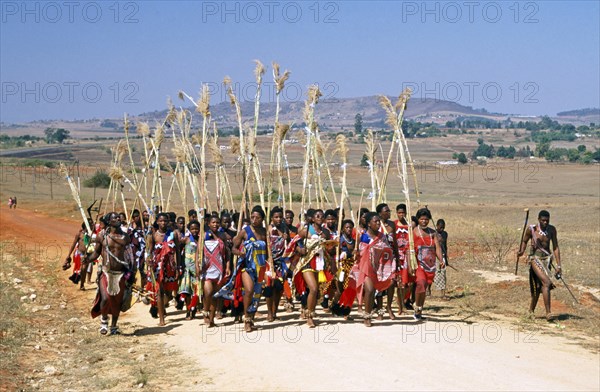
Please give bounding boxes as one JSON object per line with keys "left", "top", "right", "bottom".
{"left": 85, "top": 212, "right": 135, "bottom": 335}
{"left": 517, "top": 210, "right": 562, "bottom": 321}
{"left": 63, "top": 218, "right": 95, "bottom": 290}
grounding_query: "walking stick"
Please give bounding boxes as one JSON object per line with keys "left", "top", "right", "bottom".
{"left": 550, "top": 262, "right": 579, "bottom": 304}
{"left": 556, "top": 272, "right": 579, "bottom": 304}
{"left": 515, "top": 208, "right": 529, "bottom": 275}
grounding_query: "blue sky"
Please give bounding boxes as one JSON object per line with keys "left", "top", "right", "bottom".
{"left": 1, "top": 0, "right": 598, "bottom": 123}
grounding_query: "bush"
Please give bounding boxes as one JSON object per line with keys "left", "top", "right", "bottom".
{"left": 478, "top": 227, "right": 517, "bottom": 264}
{"left": 83, "top": 170, "right": 111, "bottom": 188}
{"left": 20, "top": 159, "right": 56, "bottom": 168}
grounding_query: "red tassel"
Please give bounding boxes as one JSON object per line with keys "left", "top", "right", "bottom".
{"left": 338, "top": 287, "right": 357, "bottom": 308}
{"left": 338, "top": 279, "right": 357, "bottom": 308}
{"left": 233, "top": 271, "right": 244, "bottom": 308}
{"left": 293, "top": 273, "right": 306, "bottom": 295}
{"left": 145, "top": 281, "right": 157, "bottom": 306}
{"left": 190, "top": 294, "right": 198, "bottom": 309}
{"left": 73, "top": 252, "right": 81, "bottom": 273}
{"left": 283, "top": 280, "right": 292, "bottom": 299}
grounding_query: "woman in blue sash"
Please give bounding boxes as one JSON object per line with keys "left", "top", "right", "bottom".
{"left": 231, "top": 206, "right": 268, "bottom": 332}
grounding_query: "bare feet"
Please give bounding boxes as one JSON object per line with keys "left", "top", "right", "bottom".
{"left": 244, "top": 319, "right": 254, "bottom": 332}
{"left": 363, "top": 313, "right": 372, "bottom": 327}
{"left": 307, "top": 316, "right": 316, "bottom": 328}
{"left": 284, "top": 302, "right": 294, "bottom": 313}
{"left": 387, "top": 306, "right": 396, "bottom": 320}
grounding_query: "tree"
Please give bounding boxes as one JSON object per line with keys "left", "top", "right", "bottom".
{"left": 53, "top": 128, "right": 70, "bottom": 143}
{"left": 457, "top": 153, "right": 468, "bottom": 164}
{"left": 354, "top": 113, "right": 363, "bottom": 134}
{"left": 544, "top": 149, "right": 562, "bottom": 162}
{"left": 567, "top": 149, "right": 580, "bottom": 162}
{"left": 535, "top": 141, "right": 551, "bottom": 158}
{"left": 44, "top": 128, "right": 70, "bottom": 144}
{"left": 44, "top": 128, "right": 55, "bottom": 143}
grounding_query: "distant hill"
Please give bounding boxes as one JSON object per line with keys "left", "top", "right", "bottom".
{"left": 138, "top": 96, "right": 494, "bottom": 131}
{"left": 556, "top": 108, "right": 600, "bottom": 117}
{"left": 4, "top": 99, "right": 598, "bottom": 137}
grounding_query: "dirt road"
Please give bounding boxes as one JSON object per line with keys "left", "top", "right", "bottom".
{"left": 2, "top": 207, "right": 599, "bottom": 391}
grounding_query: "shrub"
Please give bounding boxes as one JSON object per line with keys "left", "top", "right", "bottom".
{"left": 83, "top": 170, "right": 111, "bottom": 188}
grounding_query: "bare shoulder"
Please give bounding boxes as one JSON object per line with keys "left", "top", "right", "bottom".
{"left": 255, "top": 226, "right": 267, "bottom": 239}
{"left": 173, "top": 229, "right": 182, "bottom": 240}
{"left": 217, "top": 231, "right": 228, "bottom": 242}
{"left": 236, "top": 227, "right": 247, "bottom": 240}
{"left": 298, "top": 227, "right": 308, "bottom": 238}
{"left": 386, "top": 219, "right": 397, "bottom": 231}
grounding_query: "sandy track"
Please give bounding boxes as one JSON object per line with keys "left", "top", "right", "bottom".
{"left": 123, "top": 304, "right": 599, "bottom": 391}
{"left": 2, "top": 207, "right": 599, "bottom": 391}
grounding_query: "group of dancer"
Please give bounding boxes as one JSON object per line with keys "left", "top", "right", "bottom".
{"left": 63, "top": 202, "right": 453, "bottom": 334}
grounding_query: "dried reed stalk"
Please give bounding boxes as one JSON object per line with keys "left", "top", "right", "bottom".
{"left": 224, "top": 76, "right": 249, "bottom": 209}
{"left": 334, "top": 134, "right": 349, "bottom": 265}
{"left": 268, "top": 61, "right": 291, "bottom": 210}
{"left": 59, "top": 163, "right": 92, "bottom": 235}
{"left": 365, "top": 129, "right": 379, "bottom": 210}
